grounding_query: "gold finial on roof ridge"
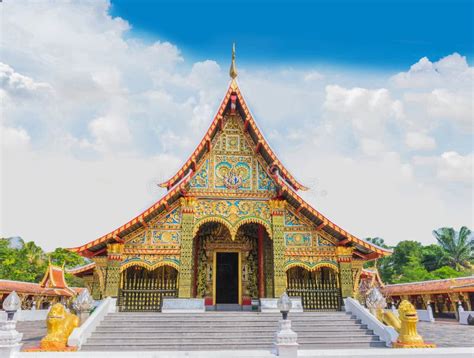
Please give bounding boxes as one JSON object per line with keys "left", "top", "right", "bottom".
{"left": 229, "top": 42, "right": 238, "bottom": 80}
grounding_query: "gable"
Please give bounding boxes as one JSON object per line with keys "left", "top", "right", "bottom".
{"left": 124, "top": 203, "right": 182, "bottom": 250}
{"left": 283, "top": 206, "right": 337, "bottom": 249}
{"left": 188, "top": 114, "right": 277, "bottom": 196}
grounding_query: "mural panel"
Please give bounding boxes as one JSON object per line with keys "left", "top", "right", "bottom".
{"left": 285, "top": 232, "right": 311, "bottom": 247}
{"left": 214, "top": 155, "right": 252, "bottom": 190}
{"left": 189, "top": 159, "right": 209, "bottom": 189}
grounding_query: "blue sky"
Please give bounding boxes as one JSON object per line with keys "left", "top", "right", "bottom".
{"left": 111, "top": 0, "right": 474, "bottom": 69}
{"left": 1, "top": 0, "right": 472, "bottom": 250}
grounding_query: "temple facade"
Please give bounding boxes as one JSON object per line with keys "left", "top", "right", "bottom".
{"left": 70, "top": 49, "right": 390, "bottom": 312}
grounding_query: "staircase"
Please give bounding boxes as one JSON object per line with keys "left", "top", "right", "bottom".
{"left": 81, "top": 312, "right": 386, "bottom": 351}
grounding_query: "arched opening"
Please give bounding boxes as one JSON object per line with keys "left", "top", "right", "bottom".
{"left": 286, "top": 266, "right": 341, "bottom": 311}
{"left": 192, "top": 221, "right": 272, "bottom": 308}
{"left": 235, "top": 222, "right": 273, "bottom": 300}
{"left": 118, "top": 265, "right": 178, "bottom": 312}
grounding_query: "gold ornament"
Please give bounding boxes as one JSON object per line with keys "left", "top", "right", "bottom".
{"left": 380, "top": 300, "right": 436, "bottom": 348}
{"left": 40, "top": 303, "right": 79, "bottom": 350}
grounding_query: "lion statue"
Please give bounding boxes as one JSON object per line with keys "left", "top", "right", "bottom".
{"left": 40, "top": 303, "right": 79, "bottom": 350}
{"left": 381, "top": 299, "right": 435, "bottom": 348}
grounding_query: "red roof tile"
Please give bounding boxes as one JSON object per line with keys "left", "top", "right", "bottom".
{"left": 383, "top": 276, "right": 474, "bottom": 295}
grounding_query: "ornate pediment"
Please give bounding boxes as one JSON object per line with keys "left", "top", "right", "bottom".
{"left": 188, "top": 115, "right": 277, "bottom": 197}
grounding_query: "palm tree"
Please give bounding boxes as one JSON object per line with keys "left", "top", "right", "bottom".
{"left": 432, "top": 227, "right": 473, "bottom": 271}
{"left": 22, "top": 241, "right": 46, "bottom": 266}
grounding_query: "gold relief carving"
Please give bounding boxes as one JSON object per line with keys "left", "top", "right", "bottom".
{"left": 192, "top": 199, "right": 272, "bottom": 240}
{"left": 180, "top": 197, "right": 197, "bottom": 210}
{"left": 125, "top": 230, "right": 147, "bottom": 245}
{"left": 269, "top": 199, "right": 285, "bottom": 211}
{"left": 178, "top": 207, "right": 195, "bottom": 298}
{"left": 339, "top": 261, "right": 354, "bottom": 298}
{"left": 107, "top": 243, "right": 124, "bottom": 254}
{"left": 271, "top": 206, "right": 286, "bottom": 297}
{"left": 336, "top": 246, "right": 353, "bottom": 257}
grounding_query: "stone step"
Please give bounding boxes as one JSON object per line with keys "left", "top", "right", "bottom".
{"left": 82, "top": 311, "right": 383, "bottom": 351}
{"left": 89, "top": 331, "right": 375, "bottom": 339}
{"left": 105, "top": 316, "right": 351, "bottom": 321}
{"left": 104, "top": 316, "right": 352, "bottom": 323}
{"left": 99, "top": 321, "right": 363, "bottom": 328}
{"left": 106, "top": 313, "right": 348, "bottom": 319}
{"left": 95, "top": 326, "right": 372, "bottom": 333}
{"left": 87, "top": 335, "right": 379, "bottom": 345}
{"left": 81, "top": 341, "right": 386, "bottom": 351}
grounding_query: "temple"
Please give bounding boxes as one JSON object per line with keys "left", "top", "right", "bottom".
{"left": 0, "top": 263, "right": 81, "bottom": 309}
{"left": 69, "top": 46, "right": 391, "bottom": 312}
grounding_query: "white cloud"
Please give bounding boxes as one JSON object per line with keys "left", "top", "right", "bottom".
{"left": 0, "top": 0, "right": 472, "bottom": 250}
{"left": 324, "top": 85, "right": 404, "bottom": 135}
{"left": 0, "top": 126, "right": 31, "bottom": 151}
{"left": 437, "top": 152, "right": 473, "bottom": 183}
{"left": 391, "top": 53, "right": 473, "bottom": 89}
{"left": 405, "top": 131, "right": 436, "bottom": 151}
{"left": 0, "top": 63, "right": 52, "bottom": 96}
{"left": 391, "top": 53, "right": 473, "bottom": 132}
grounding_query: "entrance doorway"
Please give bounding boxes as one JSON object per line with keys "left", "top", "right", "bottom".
{"left": 215, "top": 252, "right": 239, "bottom": 304}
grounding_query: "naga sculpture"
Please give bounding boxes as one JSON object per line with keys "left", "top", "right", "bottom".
{"left": 39, "top": 303, "right": 80, "bottom": 350}
{"left": 380, "top": 300, "right": 435, "bottom": 348}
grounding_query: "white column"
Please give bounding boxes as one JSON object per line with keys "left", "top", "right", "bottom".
{"left": 0, "top": 319, "right": 23, "bottom": 358}
{"left": 273, "top": 318, "right": 298, "bottom": 358}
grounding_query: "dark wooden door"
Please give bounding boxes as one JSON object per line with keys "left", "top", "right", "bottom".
{"left": 216, "top": 252, "right": 238, "bottom": 304}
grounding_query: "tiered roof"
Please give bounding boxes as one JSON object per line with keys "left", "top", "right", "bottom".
{"left": 39, "top": 263, "right": 78, "bottom": 297}
{"left": 0, "top": 264, "right": 82, "bottom": 297}
{"left": 69, "top": 48, "right": 391, "bottom": 260}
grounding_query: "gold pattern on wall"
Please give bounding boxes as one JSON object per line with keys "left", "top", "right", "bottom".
{"left": 188, "top": 114, "right": 276, "bottom": 197}
{"left": 194, "top": 222, "right": 261, "bottom": 300}
{"left": 192, "top": 199, "right": 272, "bottom": 239}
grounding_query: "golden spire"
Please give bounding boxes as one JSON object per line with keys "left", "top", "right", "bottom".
{"left": 229, "top": 42, "right": 238, "bottom": 80}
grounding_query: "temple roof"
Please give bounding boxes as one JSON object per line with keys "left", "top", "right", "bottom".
{"left": 69, "top": 51, "right": 391, "bottom": 259}
{"left": 0, "top": 264, "right": 83, "bottom": 297}
{"left": 382, "top": 276, "right": 474, "bottom": 295}
{"left": 158, "top": 82, "right": 307, "bottom": 192}
{"left": 38, "top": 263, "right": 77, "bottom": 297}
{"left": 67, "top": 262, "right": 96, "bottom": 277}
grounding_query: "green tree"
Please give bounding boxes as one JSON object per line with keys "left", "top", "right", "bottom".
{"left": 431, "top": 266, "right": 468, "bottom": 280}
{"left": 0, "top": 238, "right": 47, "bottom": 282}
{"left": 363, "top": 238, "right": 394, "bottom": 282}
{"left": 390, "top": 241, "right": 423, "bottom": 275}
{"left": 392, "top": 256, "right": 433, "bottom": 283}
{"left": 421, "top": 244, "right": 449, "bottom": 271}
{"left": 48, "top": 248, "right": 87, "bottom": 268}
{"left": 366, "top": 237, "right": 390, "bottom": 249}
{"left": 0, "top": 238, "right": 85, "bottom": 287}
{"left": 432, "top": 226, "right": 473, "bottom": 271}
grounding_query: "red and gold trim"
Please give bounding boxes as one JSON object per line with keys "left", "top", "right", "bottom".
{"left": 69, "top": 173, "right": 193, "bottom": 254}
{"left": 272, "top": 174, "right": 391, "bottom": 257}
{"left": 158, "top": 82, "right": 307, "bottom": 192}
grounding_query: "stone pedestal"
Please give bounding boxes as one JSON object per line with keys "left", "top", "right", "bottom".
{"left": 260, "top": 298, "right": 303, "bottom": 313}
{"left": 162, "top": 298, "right": 205, "bottom": 313}
{"left": 273, "top": 319, "right": 298, "bottom": 358}
{"left": 0, "top": 319, "right": 23, "bottom": 358}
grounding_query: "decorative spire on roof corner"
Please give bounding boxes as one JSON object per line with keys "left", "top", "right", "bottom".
{"left": 229, "top": 42, "right": 238, "bottom": 81}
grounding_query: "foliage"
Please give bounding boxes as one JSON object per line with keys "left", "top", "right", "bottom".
{"left": 432, "top": 226, "right": 473, "bottom": 271}
{"left": 365, "top": 226, "right": 473, "bottom": 284}
{"left": 421, "top": 244, "right": 449, "bottom": 272}
{"left": 365, "top": 237, "right": 389, "bottom": 249}
{"left": 0, "top": 237, "right": 87, "bottom": 287}
{"left": 48, "top": 248, "right": 87, "bottom": 268}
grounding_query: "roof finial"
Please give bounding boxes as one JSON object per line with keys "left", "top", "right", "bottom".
{"left": 229, "top": 42, "right": 238, "bottom": 80}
